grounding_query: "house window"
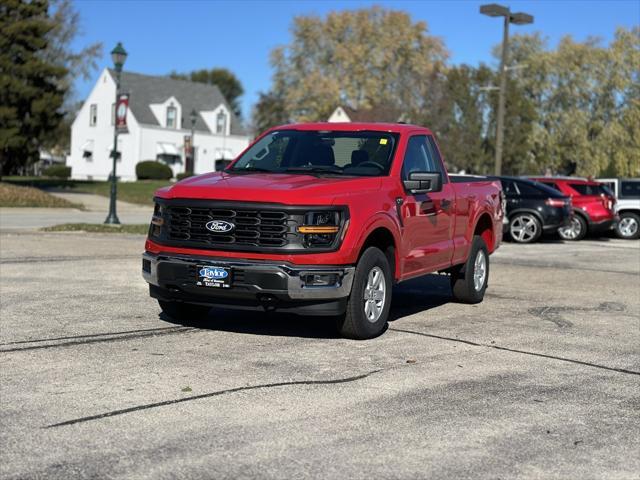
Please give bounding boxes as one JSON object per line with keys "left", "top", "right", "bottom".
{"left": 89, "top": 104, "right": 97, "bottom": 126}
{"left": 216, "top": 110, "right": 227, "bottom": 135}
{"left": 166, "top": 106, "right": 177, "bottom": 128}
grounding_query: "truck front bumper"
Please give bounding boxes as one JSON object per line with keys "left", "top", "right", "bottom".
{"left": 142, "top": 252, "right": 355, "bottom": 315}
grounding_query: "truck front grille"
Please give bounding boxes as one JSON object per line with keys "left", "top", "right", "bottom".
{"left": 166, "top": 205, "right": 297, "bottom": 248}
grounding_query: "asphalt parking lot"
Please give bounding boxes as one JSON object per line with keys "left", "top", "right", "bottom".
{"left": 1, "top": 231, "right": 638, "bottom": 479}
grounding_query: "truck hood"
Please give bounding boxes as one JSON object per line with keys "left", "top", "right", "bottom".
{"left": 156, "top": 171, "right": 382, "bottom": 205}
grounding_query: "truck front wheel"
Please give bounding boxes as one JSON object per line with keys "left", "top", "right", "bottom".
{"left": 450, "top": 235, "right": 489, "bottom": 304}
{"left": 336, "top": 247, "right": 392, "bottom": 340}
{"left": 158, "top": 300, "right": 210, "bottom": 323}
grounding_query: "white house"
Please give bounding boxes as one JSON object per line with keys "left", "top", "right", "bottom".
{"left": 67, "top": 68, "right": 250, "bottom": 181}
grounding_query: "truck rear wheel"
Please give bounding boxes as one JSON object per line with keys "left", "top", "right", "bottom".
{"left": 158, "top": 300, "right": 210, "bottom": 322}
{"left": 616, "top": 212, "right": 640, "bottom": 240}
{"left": 450, "top": 235, "right": 489, "bottom": 304}
{"left": 336, "top": 247, "right": 392, "bottom": 340}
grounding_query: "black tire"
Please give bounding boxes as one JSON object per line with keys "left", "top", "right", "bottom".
{"left": 508, "top": 213, "right": 542, "bottom": 243}
{"left": 158, "top": 300, "right": 210, "bottom": 322}
{"left": 558, "top": 214, "right": 587, "bottom": 241}
{"left": 616, "top": 212, "right": 640, "bottom": 240}
{"left": 450, "top": 236, "right": 489, "bottom": 304}
{"left": 336, "top": 247, "right": 392, "bottom": 340}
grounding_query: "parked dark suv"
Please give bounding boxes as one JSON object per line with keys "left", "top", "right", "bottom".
{"left": 494, "top": 177, "right": 572, "bottom": 243}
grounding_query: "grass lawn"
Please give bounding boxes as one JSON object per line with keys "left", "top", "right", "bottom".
{"left": 42, "top": 223, "right": 149, "bottom": 234}
{"left": 0, "top": 182, "right": 83, "bottom": 208}
{"left": 3, "top": 177, "right": 170, "bottom": 206}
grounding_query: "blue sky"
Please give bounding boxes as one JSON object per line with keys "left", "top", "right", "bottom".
{"left": 71, "top": 0, "right": 639, "bottom": 118}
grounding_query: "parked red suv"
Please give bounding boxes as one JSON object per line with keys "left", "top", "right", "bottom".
{"left": 530, "top": 177, "right": 617, "bottom": 240}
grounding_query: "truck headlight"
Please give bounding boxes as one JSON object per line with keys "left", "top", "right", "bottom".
{"left": 149, "top": 202, "right": 164, "bottom": 238}
{"left": 297, "top": 211, "right": 342, "bottom": 247}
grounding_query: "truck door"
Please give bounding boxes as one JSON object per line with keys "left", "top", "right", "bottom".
{"left": 400, "top": 135, "right": 455, "bottom": 277}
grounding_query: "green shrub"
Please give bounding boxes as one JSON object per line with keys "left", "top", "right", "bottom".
{"left": 136, "top": 161, "right": 173, "bottom": 180}
{"left": 42, "top": 165, "right": 71, "bottom": 179}
{"left": 176, "top": 172, "right": 196, "bottom": 181}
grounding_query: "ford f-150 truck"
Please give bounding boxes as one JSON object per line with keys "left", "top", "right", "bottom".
{"left": 143, "top": 123, "right": 504, "bottom": 339}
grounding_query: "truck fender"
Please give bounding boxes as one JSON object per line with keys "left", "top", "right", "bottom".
{"left": 470, "top": 207, "right": 498, "bottom": 252}
{"left": 351, "top": 212, "right": 402, "bottom": 279}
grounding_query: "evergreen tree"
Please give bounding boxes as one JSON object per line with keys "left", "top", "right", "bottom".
{"left": 0, "top": 0, "right": 68, "bottom": 175}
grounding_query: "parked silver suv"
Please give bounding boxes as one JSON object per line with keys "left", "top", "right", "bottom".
{"left": 597, "top": 178, "right": 640, "bottom": 240}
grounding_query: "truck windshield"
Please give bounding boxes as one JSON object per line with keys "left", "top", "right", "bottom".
{"left": 229, "top": 130, "right": 399, "bottom": 176}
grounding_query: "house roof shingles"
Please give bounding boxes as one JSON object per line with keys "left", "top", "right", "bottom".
{"left": 108, "top": 69, "right": 244, "bottom": 135}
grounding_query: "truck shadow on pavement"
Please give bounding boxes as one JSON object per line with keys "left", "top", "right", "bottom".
{"left": 161, "top": 275, "right": 452, "bottom": 339}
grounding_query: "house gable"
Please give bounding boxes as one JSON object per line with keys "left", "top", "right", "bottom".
{"left": 149, "top": 96, "right": 182, "bottom": 129}
{"left": 200, "top": 104, "right": 231, "bottom": 136}
{"left": 109, "top": 69, "right": 244, "bottom": 135}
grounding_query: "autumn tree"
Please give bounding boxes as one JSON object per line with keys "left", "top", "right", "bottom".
{"left": 421, "top": 64, "right": 493, "bottom": 174}
{"left": 251, "top": 91, "right": 288, "bottom": 137}
{"left": 265, "top": 6, "right": 448, "bottom": 123}
{"left": 507, "top": 28, "right": 640, "bottom": 176}
{"left": 170, "top": 68, "right": 244, "bottom": 117}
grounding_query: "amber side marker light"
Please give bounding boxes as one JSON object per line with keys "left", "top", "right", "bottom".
{"left": 297, "top": 226, "right": 340, "bottom": 234}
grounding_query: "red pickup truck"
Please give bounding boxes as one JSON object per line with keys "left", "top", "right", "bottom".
{"left": 143, "top": 123, "right": 503, "bottom": 339}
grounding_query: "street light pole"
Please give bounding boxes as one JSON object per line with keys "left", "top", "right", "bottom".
{"left": 480, "top": 4, "right": 533, "bottom": 176}
{"left": 105, "top": 42, "right": 128, "bottom": 224}
{"left": 495, "top": 14, "right": 509, "bottom": 177}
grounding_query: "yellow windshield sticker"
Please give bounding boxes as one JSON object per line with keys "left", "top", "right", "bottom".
{"left": 379, "top": 138, "right": 388, "bottom": 145}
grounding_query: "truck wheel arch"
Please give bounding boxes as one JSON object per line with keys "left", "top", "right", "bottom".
{"left": 355, "top": 220, "right": 400, "bottom": 281}
{"left": 473, "top": 212, "right": 495, "bottom": 252}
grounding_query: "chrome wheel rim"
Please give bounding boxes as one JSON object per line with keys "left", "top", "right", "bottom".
{"left": 619, "top": 217, "right": 638, "bottom": 238}
{"left": 473, "top": 250, "right": 487, "bottom": 291}
{"left": 363, "top": 266, "right": 386, "bottom": 323}
{"left": 510, "top": 215, "right": 538, "bottom": 242}
{"left": 559, "top": 217, "right": 582, "bottom": 240}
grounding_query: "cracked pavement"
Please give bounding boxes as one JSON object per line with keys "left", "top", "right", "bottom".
{"left": 0, "top": 231, "right": 639, "bottom": 479}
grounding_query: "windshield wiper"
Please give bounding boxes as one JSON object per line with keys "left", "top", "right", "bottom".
{"left": 228, "top": 166, "right": 275, "bottom": 174}
{"left": 283, "top": 165, "right": 343, "bottom": 175}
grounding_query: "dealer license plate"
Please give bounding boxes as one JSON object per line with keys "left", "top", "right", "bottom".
{"left": 196, "top": 265, "right": 232, "bottom": 288}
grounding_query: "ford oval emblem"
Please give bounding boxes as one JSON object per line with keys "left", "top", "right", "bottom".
{"left": 205, "top": 220, "right": 235, "bottom": 233}
{"left": 199, "top": 267, "right": 229, "bottom": 279}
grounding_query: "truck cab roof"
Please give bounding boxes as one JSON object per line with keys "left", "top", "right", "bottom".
{"left": 271, "top": 122, "right": 433, "bottom": 135}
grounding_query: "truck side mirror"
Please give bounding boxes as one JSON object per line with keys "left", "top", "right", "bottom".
{"left": 403, "top": 172, "right": 442, "bottom": 194}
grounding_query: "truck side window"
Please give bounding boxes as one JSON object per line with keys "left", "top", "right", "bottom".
{"left": 401, "top": 136, "right": 435, "bottom": 178}
{"left": 620, "top": 181, "right": 640, "bottom": 199}
{"left": 426, "top": 136, "right": 448, "bottom": 183}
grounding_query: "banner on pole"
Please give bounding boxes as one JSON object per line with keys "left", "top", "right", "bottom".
{"left": 115, "top": 93, "right": 129, "bottom": 134}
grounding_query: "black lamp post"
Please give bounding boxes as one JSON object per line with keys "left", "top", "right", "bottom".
{"left": 188, "top": 109, "right": 197, "bottom": 175}
{"left": 480, "top": 4, "right": 533, "bottom": 175}
{"left": 105, "top": 42, "right": 128, "bottom": 224}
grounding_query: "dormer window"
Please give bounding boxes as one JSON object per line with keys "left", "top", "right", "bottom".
{"left": 216, "top": 110, "right": 227, "bottom": 135}
{"left": 166, "top": 106, "right": 177, "bottom": 129}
